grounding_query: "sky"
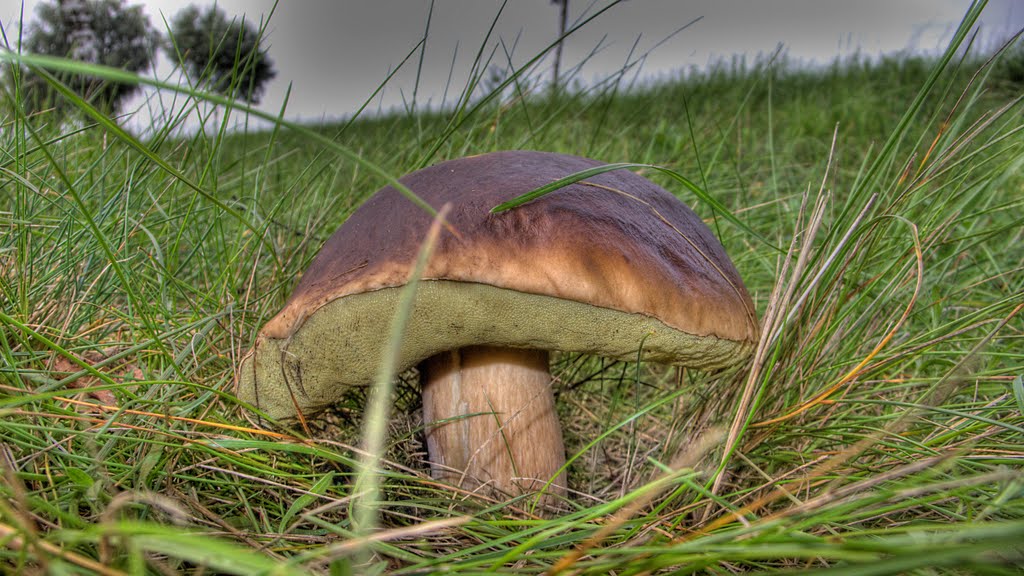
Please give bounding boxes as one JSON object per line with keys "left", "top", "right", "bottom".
{"left": 1, "top": 0, "right": 1022, "bottom": 128}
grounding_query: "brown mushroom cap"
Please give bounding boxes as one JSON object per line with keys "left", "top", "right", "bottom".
{"left": 237, "top": 150, "right": 758, "bottom": 419}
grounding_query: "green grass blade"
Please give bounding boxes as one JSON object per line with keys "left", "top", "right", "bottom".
{"left": 489, "top": 161, "right": 780, "bottom": 251}
{"left": 348, "top": 205, "right": 450, "bottom": 560}
{"left": 0, "top": 51, "right": 437, "bottom": 219}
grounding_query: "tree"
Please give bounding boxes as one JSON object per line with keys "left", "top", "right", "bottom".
{"left": 166, "top": 5, "right": 276, "bottom": 104}
{"left": 20, "top": 0, "right": 157, "bottom": 115}
{"left": 61, "top": 0, "right": 99, "bottom": 64}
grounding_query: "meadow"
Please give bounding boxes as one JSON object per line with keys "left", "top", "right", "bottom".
{"left": 1, "top": 2, "right": 1023, "bottom": 573}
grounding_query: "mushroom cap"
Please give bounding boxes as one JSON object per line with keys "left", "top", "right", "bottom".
{"left": 237, "top": 150, "right": 758, "bottom": 419}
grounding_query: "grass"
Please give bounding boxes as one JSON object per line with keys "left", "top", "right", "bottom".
{"left": 2, "top": 0, "right": 1023, "bottom": 573}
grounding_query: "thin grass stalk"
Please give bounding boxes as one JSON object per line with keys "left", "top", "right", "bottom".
{"left": 348, "top": 205, "right": 451, "bottom": 565}
{"left": 0, "top": 51, "right": 440, "bottom": 222}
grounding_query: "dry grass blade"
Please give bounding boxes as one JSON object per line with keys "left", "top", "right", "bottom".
{"left": 679, "top": 296, "right": 1024, "bottom": 545}
{"left": 301, "top": 515, "right": 472, "bottom": 566}
{"left": 50, "top": 396, "right": 304, "bottom": 441}
{"left": 0, "top": 523, "right": 127, "bottom": 576}
{"left": 706, "top": 127, "right": 840, "bottom": 510}
{"left": 547, "top": 428, "right": 725, "bottom": 575}
{"left": 753, "top": 216, "right": 925, "bottom": 427}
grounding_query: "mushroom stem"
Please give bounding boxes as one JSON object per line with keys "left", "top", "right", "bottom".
{"left": 420, "top": 345, "right": 567, "bottom": 505}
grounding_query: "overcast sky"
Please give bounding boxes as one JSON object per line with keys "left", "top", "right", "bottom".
{"left": 2, "top": 1, "right": 1021, "bottom": 127}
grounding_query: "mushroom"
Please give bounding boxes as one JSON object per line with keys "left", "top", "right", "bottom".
{"left": 237, "top": 150, "right": 758, "bottom": 506}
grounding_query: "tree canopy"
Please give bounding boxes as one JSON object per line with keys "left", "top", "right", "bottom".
{"left": 19, "top": 0, "right": 157, "bottom": 115}
{"left": 166, "top": 4, "right": 276, "bottom": 104}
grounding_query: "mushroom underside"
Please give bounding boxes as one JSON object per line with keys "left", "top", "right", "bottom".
{"left": 237, "top": 280, "right": 752, "bottom": 421}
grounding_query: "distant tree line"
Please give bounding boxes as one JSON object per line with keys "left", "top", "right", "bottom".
{"left": 6, "top": 0, "right": 276, "bottom": 118}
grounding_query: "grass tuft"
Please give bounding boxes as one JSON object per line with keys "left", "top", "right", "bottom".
{"left": 2, "top": 0, "right": 1023, "bottom": 573}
